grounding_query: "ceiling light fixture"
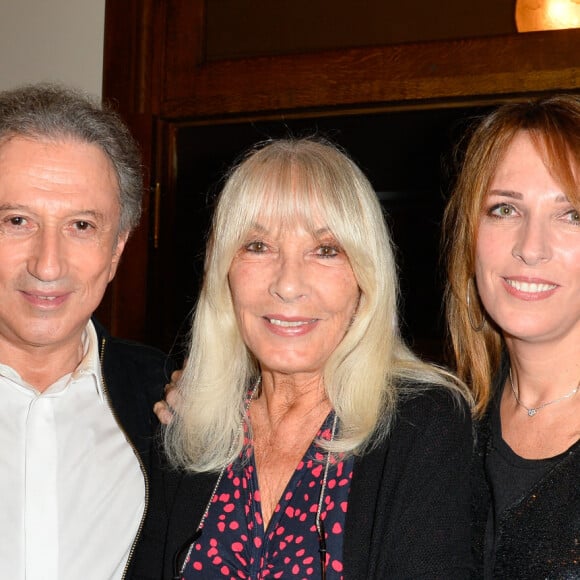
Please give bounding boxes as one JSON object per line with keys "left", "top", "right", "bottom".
{"left": 516, "top": 0, "right": 580, "bottom": 31}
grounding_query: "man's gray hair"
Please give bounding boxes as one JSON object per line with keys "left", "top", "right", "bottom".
{"left": 0, "top": 83, "right": 143, "bottom": 233}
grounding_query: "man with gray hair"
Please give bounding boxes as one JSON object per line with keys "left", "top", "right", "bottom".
{"left": 0, "top": 83, "right": 173, "bottom": 579}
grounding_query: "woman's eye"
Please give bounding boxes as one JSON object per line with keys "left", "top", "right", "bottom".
{"left": 8, "top": 216, "right": 27, "bottom": 226}
{"left": 563, "top": 208, "right": 580, "bottom": 224}
{"left": 488, "top": 203, "right": 516, "bottom": 218}
{"left": 245, "top": 241, "right": 266, "bottom": 252}
{"left": 316, "top": 245, "right": 340, "bottom": 257}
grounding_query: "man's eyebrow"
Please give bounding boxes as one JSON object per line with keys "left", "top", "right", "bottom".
{"left": 0, "top": 205, "right": 107, "bottom": 222}
{"left": 0, "top": 203, "right": 31, "bottom": 211}
{"left": 70, "top": 210, "right": 106, "bottom": 220}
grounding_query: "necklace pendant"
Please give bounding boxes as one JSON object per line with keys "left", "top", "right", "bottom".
{"left": 528, "top": 408, "right": 537, "bottom": 417}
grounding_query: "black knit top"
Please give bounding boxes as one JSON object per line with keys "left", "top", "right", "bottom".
{"left": 472, "top": 360, "right": 580, "bottom": 579}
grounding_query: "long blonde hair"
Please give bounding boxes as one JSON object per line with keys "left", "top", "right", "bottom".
{"left": 443, "top": 95, "right": 580, "bottom": 416}
{"left": 166, "top": 138, "right": 469, "bottom": 472}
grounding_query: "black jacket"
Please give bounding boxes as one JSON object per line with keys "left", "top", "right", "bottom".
{"left": 130, "top": 387, "right": 474, "bottom": 579}
{"left": 93, "top": 320, "right": 176, "bottom": 578}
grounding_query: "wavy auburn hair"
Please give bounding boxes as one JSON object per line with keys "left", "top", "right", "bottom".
{"left": 443, "top": 95, "right": 580, "bottom": 416}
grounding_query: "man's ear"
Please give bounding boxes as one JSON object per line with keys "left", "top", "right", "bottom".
{"left": 108, "top": 230, "right": 130, "bottom": 282}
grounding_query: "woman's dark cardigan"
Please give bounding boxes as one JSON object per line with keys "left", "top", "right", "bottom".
{"left": 129, "top": 387, "right": 474, "bottom": 579}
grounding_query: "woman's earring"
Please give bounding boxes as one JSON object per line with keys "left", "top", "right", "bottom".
{"left": 466, "top": 278, "right": 486, "bottom": 332}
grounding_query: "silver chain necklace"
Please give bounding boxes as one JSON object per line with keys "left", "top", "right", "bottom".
{"left": 315, "top": 413, "right": 338, "bottom": 580}
{"left": 508, "top": 368, "right": 579, "bottom": 417}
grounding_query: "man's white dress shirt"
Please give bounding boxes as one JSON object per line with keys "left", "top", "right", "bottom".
{"left": 0, "top": 321, "right": 145, "bottom": 580}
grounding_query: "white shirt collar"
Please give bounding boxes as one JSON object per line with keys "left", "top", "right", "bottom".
{"left": 0, "top": 320, "right": 104, "bottom": 400}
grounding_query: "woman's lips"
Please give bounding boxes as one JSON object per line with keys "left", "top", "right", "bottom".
{"left": 503, "top": 277, "right": 558, "bottom": 300}
{"left": 263, "top": 315, "right": 319, "bottom": 335}
{"left": 267, "top": 317, "right": 315, "bottom": 327}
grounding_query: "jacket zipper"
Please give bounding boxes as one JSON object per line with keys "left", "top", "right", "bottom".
{"left": 98, "top": 337, "right": 150, "bottom": 580}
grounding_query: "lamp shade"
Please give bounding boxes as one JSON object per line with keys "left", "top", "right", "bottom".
{"left": 516, "top": 0, "right": 580, "bottom": 31}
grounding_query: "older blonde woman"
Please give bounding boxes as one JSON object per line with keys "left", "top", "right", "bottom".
{"left": 132, "top": 138, "right": 474, "bottom": 579}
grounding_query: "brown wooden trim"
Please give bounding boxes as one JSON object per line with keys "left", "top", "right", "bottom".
{"left": 101, "top": 0, "right": 160, "bottom": 339}
{"left": 143, "top": 119, "right": 181, "bottom": 347}
{"left": 157, "top": 0, "right": 580, "bottom": 117}
{"left": 95, "top": 111, "right": 154, "bottom": 339}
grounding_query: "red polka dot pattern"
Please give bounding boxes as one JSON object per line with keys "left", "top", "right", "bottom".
{"left": 182, "top": 414, "right": 353, "bottom": 579}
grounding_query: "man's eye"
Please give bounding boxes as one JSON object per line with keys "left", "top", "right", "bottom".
{"left": 74, "top": 221, "right": 93, "bottom": 231}
{"left": 9, "top": 217, "right": 26, "bottom": 226}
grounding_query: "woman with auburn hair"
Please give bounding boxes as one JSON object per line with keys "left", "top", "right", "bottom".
{"left": 443, "top": 95, "right": 580, "bottom": 578}
{"left": 132, "top": 137, "right": 474, "bottom": 579}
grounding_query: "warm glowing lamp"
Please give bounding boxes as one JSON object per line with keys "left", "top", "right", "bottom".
{"left": 516, "top": 0, "right": 580, "bottom": 31}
